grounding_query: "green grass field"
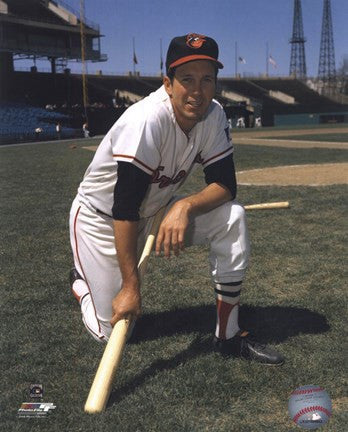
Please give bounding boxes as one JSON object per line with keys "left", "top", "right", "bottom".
{"left": 1, "top": 130, "right": 347, "bottom": 431}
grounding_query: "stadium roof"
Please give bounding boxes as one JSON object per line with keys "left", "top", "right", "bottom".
{"left": 0, "top": 0, "right": 107, "bottom": 62}
{"left": 0, "top": 0, "right": 100, "bottom": 35}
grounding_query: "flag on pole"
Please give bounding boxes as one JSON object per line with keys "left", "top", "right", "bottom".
{"left": 132, "top": 37, "right": 138, "bottom": 65}
{"left": 238, "top": 56, "right": 246, "bottom": 64}
{"left": 269, "top": 55, "right": 277, "bottom": 68}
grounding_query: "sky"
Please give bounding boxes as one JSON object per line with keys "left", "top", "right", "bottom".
{"left": 17, "top": 0, "right": 348, "bottom": 78}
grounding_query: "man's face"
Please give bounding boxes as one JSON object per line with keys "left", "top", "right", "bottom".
{"left": 163, "top": 60, "right": 216, "bottom": 134}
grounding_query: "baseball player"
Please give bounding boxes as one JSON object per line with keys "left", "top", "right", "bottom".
{"left": 69, "top": 33, "right": 284, "bottom": 365}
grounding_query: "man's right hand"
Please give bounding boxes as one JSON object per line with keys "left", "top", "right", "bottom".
{"left": 110, "top": 283, "right": 141, "bottom": 327}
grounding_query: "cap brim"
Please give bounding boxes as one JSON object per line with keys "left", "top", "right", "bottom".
{"left": 169, "top": 55, "right": 224, "bottom": 70}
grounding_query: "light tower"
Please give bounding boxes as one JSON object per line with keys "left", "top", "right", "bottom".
{"left": 80, "top": 0, "right": 89, "bottom": 121}
{"left": 289, "top": 0, "right": 307, "bottom": 79}
{"left": 318, "top": 0, "right": 336, "bottom": 85}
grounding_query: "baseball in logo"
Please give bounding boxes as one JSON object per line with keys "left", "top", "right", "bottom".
{"left": 186, "top": 34, "right": 206, "bottom": 49}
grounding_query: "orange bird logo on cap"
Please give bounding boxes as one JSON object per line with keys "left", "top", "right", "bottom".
{"left": 186, "top": 34, "right": 206, "bottom": 49}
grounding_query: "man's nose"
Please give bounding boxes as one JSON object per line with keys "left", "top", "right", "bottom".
{"left": 192, "top": 80, "right": 203, "bottom": 94}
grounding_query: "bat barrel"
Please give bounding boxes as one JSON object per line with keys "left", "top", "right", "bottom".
{"left": 84, "top": 320, "right": 130, "bottom": 413}
{"left": 84, "top": 318, "right": 130, "bottom": 413}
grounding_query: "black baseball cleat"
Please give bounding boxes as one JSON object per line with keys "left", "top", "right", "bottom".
{"left": 213, "top": 330, "right": 284, "bottom": 366}
{"left": 69, "top": 268, "right": 83, "bottom": 288}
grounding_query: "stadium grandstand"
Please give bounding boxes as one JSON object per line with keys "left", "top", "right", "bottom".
{"left": 0, "top": 0, "right": 347, "bottom": 145}
{"left": 219, "top": 77, "right": 348, "bottom": 127}
{"left": 0, "top": 0, "right": 107, "bottom": 143}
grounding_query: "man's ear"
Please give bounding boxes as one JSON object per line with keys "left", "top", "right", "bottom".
{"left": 163, "top": 76, "right": 173, "bottom": 97}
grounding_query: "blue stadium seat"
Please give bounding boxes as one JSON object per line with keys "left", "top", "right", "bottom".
{"left": 0, "top": 102, "right": 77, "bottom": 144}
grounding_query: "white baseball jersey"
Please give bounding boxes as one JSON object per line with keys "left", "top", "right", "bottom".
{"left": 77, "top": 85, "right": 233, "bottom": 218}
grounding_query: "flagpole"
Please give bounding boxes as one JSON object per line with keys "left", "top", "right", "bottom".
{"left": 235, "top": 41, "right": 238, "bottom": 78}
{"left": 266, "top": 42, "right": 269, "bottom": 77}
{"left": 160, "top": 38, "right": 163, "bottom": 77}
{"left": 133, "top": 37, "right": 136, "bottom": 75}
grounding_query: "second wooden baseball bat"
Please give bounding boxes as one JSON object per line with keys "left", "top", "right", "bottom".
{"left": 84, "top": 206, "right": 166, "bottom": 414}
{"left": 244, "top": 201, "right": 290, "bottom": 210}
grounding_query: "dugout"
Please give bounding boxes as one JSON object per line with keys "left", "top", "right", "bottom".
{"left": 274, "top": 112, "right": 348, "bottom": 126}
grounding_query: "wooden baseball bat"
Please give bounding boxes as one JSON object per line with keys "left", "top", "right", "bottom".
{"left": 84, "top": 206, "right": 166, "bottom": 414}
{"left": 244, "top": 201, "right": 290, "bottom": 210}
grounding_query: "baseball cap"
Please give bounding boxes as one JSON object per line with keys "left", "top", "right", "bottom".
{"left": 166, "top": 33, "right": 224, "bottom": 73}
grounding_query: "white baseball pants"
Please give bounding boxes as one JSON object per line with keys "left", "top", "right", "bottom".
{"left": 69, "top": 196, "right": 250, "bottom": 341}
